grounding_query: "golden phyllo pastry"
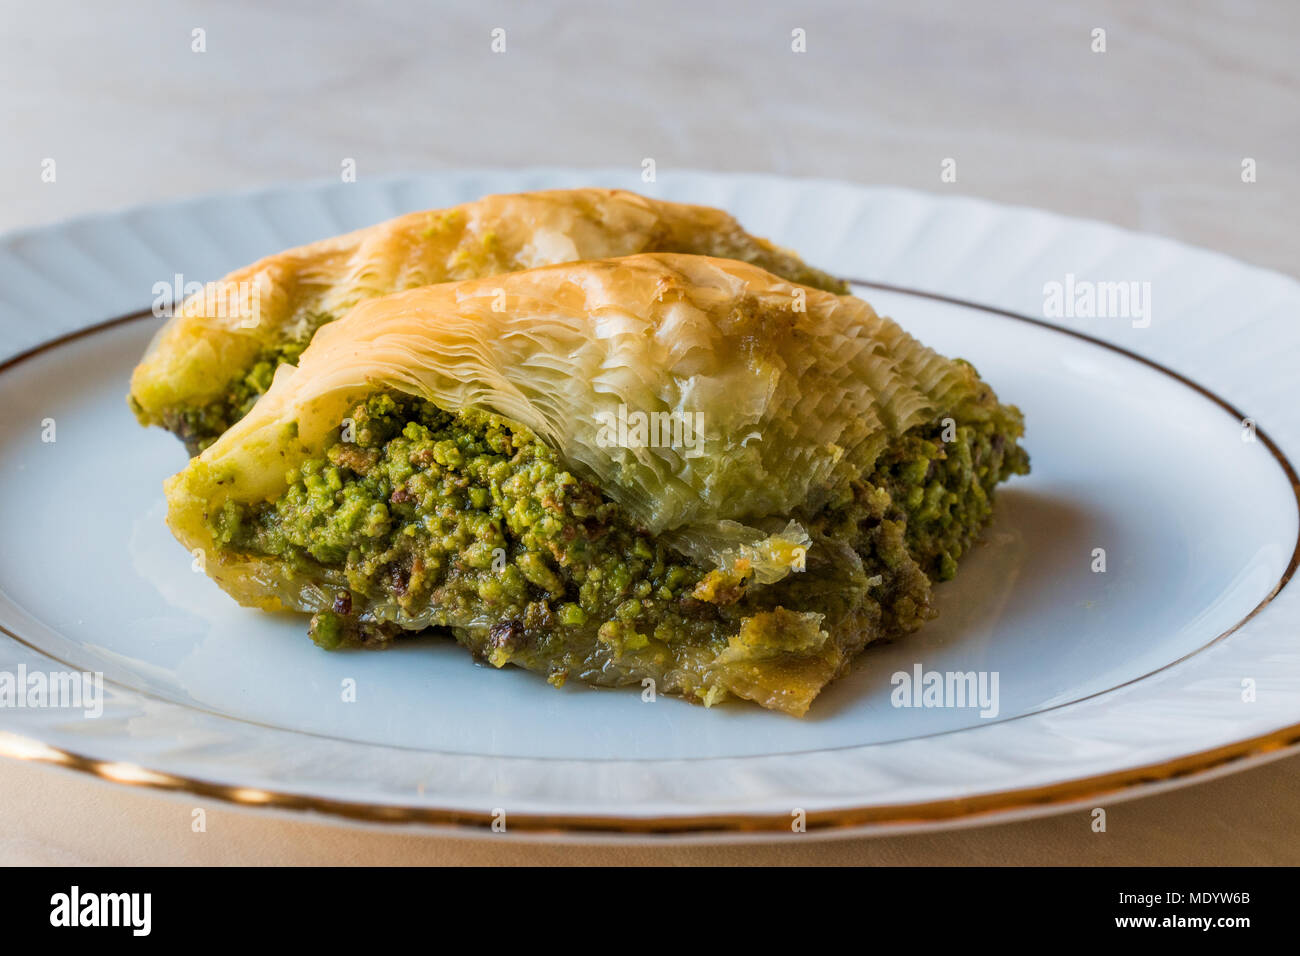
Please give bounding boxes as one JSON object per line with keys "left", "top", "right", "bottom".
{"left": 128, "top": 188, "right": 845, "bottom": 453}
{"left": 163, "top": 254, "right": 1028, "bottom": 715}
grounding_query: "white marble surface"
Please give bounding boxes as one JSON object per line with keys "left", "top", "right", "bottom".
{"left": 2, "top": 0, "right": 1298, "bottom": 864}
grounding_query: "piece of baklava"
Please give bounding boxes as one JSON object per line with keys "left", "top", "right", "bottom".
{"left": 129, "top": 188, "right": 846, "bottom": 454}
{"left": 164, "top": 254, "right": 1027, "bottom": 715}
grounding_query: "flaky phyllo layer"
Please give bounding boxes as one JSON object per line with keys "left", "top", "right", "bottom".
{"left": 128, "top": 188, "right": 846, "bottom": 453}
{"left": 165, "top": 254, "right": 1028, "bottom": 715}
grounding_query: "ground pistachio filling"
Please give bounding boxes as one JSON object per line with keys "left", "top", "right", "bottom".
{"left": 206, "top": 392, "right": 1027, "bottom": 710}
{"left": 152, "top": 311, "right": 335, "bottom": 455}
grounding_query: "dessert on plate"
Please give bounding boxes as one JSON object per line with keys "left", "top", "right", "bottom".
{"left": 156, "top": 252, "right": 1028, "bottom": 715}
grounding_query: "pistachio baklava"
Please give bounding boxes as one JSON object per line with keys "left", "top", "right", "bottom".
{"left": 161, "top": 254, "right": 1027, "bottom": 715}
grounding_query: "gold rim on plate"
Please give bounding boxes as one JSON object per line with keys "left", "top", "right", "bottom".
{"left": 0, "top": 283, "right": 1296, "bottom": 837}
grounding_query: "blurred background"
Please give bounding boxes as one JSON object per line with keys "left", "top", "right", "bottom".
{"left": 5, "top": 0, "right": 1297, "bottom": 275}
{"left": 2, "top": 0, "right": 1298, "bottom": 864}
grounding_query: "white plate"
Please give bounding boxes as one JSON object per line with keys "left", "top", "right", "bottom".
{"left": 0, "top": 170, "right": 1297, "bottom": 838}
